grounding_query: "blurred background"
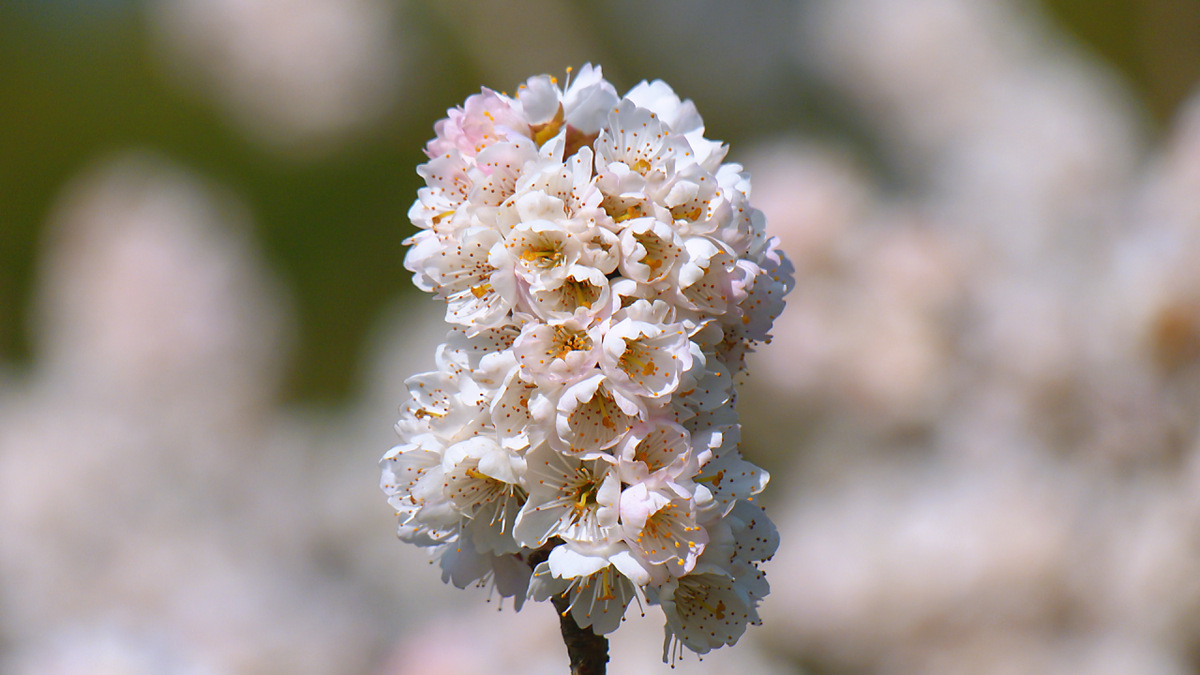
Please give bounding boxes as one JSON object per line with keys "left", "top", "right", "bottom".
{"left": 1, "top": 0, "right": 1198, "bottom": 673}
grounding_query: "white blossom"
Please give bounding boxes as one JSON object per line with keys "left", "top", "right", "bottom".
{"left": 380, "top": 65, "right": 792, "bottom": 660}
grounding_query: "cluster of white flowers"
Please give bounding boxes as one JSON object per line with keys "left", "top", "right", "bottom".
{"left": 380, "top": 65, "right": 792, "bottom": 660}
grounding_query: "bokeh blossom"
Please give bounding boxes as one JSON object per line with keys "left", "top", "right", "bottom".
{"left": 149, "top": 0, "right": 405, "bottom": 152}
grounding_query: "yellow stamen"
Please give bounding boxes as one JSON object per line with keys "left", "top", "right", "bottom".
{"left": 568, "top": 281, "right": 594, "bottom": 309}
{"left": 520, "top": 247, "right": 564, "bottom": 267}
{"left": 612, "top": 204, "right": 642, "bottom": 223}
{"left": 531, "top": 104, "right": 565, "bottom": 146}
{"left": 551, "top": 326, "right": 592, "bottom": 359}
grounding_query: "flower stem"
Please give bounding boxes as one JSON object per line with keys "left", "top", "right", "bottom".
{"left": 550, "top": 591, "right": 609, "bottom": 675}
{"left": 528, "top": 542, "right": 609, "bottom": 675}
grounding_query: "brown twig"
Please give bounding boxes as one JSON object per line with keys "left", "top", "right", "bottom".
{"left": 550, "top": 591, "right": 609, "bottom": 675}
{"left": 527, "top": 543, "right": 610, "bottom": 675}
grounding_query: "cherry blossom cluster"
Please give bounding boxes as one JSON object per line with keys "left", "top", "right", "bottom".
{"left": 380, "top": 65, "right": 792, "bottom": 660}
